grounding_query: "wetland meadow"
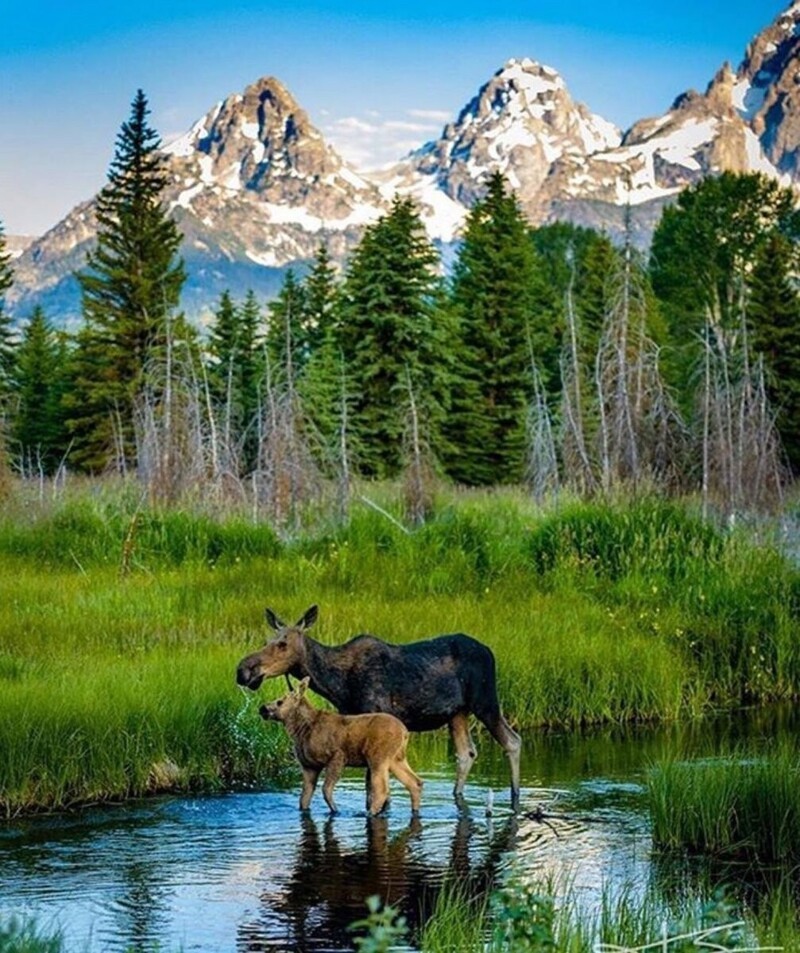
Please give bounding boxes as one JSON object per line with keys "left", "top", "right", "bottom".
{"left": 2, "top": 482, "right": 800, "bottom": 951}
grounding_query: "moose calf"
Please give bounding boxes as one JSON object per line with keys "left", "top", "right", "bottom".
{"left": 260, "top": 677, "right": 423, "bottom": 815}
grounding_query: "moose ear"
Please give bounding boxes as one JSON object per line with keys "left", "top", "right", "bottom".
{"left": 297, "top": 676, "right": 311, "bottom": 696}
{"left": 265, "top": 608, "right": 285, "bottom": 631}
{"left": 296, "top": 605, "right": 318, "bottom": 630}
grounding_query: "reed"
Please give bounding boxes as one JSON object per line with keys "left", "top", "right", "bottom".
{"left": 0, "top": 917, "right": 63, "bottom": 953}
{"left": 649, "top": 745, "right": 800, "bottom": 862}
{"left": 417, "top": 877, "right": 790, "bottom": 952}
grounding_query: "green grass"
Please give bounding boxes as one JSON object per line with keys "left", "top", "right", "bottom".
{"left": 416, "top": 878, "right": 796, "bottom": 952}
{"left": 649, "top": 745, "right": 800, "bottom": 863}
{"left": 0, "top": 917, "right": 63, "bottom": 953}
{"left": 1, "top": 483, "right": 799, "bottom": 814}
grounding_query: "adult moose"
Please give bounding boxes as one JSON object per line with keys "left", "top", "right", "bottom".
{"left": 236, "top": 605, "right": 521, "bottom": 810}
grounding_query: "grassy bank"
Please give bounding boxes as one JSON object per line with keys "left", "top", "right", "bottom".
{"left": 1, "top": 485, "right": 798, "bottom": 814}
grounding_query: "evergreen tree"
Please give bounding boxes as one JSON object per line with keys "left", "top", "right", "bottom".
{"left": 650, "top": 172, "right": 800, "bottom": 406}
{"left": 13, "top": 308, "right": 70, "bottom": 472}
{"left": 444, "top": 173, "right": 547, "bottom": 486}
{"left": 299, "top": 324, "right": 349, "bottom": 467}
{"left": 0, "top": 221, "right": 16, "bottom": 403}
{"left": 295, "top": 244, "right": 344, "bottom": 461}
{"left": 207, "top": 289, "right": 261, "bottom": 467}
{"left": 530, "top": 221, "right": 618, "bottom": 366}
{"left": 339, "top": 196, "right": 450, "bottom": 477}
{"left": 302, "top": 243, "right": 340, "bottom": 356}
{"left": 71, "top": 89, "right": 185, "bottom": 470}
{"left": 265, "top": 270, "right": 308, "bottom": 386}
{"left": 749, "top": 232, "right": 800, "bottom": 471}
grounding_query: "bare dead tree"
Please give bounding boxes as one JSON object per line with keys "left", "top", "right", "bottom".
{"left": 251, "top": 304, "right": 323, "bottom": 534}
{"left": 699, "top": 314, "right": 785, "bottom": 517}
{"left": 526, "top": 356, "right": 559, "bottom": 503}
{"left": 559, "top": 245, "right": 596, "bottom": 494}
{"left": 0, "top": 418, "right": 13, "bottom": 502}
{"left": 401, "top": 366, "right": 436, "bottom": 527}
{"left": 134, "top": 332, "right": 247, "bottom": 507}
{"left": 593, "top": 215, "right": 686, "bottom": 494}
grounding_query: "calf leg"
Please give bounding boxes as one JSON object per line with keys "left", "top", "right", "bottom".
{"left": 390, "top": 757, "right": 423, "bottom": 813}
{"left": 368, "top": 763, "right": 391, "bottom": 816}
{"left": 449, "top": 712, "right": 477, "bottom": 805}
{"left": 300, "top": 767, "right": 320, "bottom": 811}
{"left": 322, "top": 753, "right": 345, "bottom": 814}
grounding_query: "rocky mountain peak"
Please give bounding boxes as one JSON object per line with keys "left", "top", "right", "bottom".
{"left": 163, "top": 75, "right": 351, "bottom": 197}
{"left": 734, "top": 0, "right": 800, "bottom": 175}
{"left": 375, "top": 56, "right": 621, "bottom": 240}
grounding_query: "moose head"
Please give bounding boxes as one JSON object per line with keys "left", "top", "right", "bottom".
{"left": 236, "top": 605, "right": 318, "bottom": 690}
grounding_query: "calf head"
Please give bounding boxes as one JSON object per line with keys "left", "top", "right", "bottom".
{"left": 259, "top": 677, "right": 311, "bottom": 722}
{"left": 236, "top": 605, "right": 318, "bottom": 690}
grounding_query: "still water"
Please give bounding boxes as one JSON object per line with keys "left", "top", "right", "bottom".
{"left": 0, "top": 710, "right": 791, "bottom": 952}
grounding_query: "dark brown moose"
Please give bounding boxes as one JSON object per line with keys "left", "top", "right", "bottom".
{"left": 236, "top": 605, "right": 521, "bottom": 809}
{"left": 260, "top": 676, "right": 423, "bottom": 815}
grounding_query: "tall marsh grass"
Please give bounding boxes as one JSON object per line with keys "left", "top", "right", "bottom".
{"left": 1, "top": 485, "right": 799, "bottom": 813}
{"left": 416, "top": 877, "right": 788, "bottom": 952}
{"left": 649, "top": 745, "right": 800, "bottom": 862}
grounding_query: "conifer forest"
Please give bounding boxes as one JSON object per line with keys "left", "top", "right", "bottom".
{"left": 2, "top": 91, "right": 799, "bottom": 518}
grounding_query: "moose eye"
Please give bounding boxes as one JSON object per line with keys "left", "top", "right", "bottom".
{"left": 276, "top": 699, "right": 284, "bottom": 707}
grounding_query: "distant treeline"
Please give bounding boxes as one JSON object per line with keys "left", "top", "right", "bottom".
{"left": 1, "top": 91, "right": 799, "bottom": 515}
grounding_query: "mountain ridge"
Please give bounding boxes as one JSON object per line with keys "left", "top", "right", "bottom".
{"left": 7, "top": 1, "right": 799, "bottom": 324}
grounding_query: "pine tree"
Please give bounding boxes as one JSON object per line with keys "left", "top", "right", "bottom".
{"left": 749, "top": 232, "right": 800, "bottom": 472}
{"left": 265, "top": 270, "right": 308, "bottom": 386}
{"left": 71, "top": 89, "right": 185, "bottom": 470}
{"left": 444, "top": 173, "right": 547, "bottom": 486}
{"left": 0, "top": 221, "right": 16, "bottom": 404}
{"left": 339, "top": 196, "right": 450, "bottom": 477}
{"left": 13, "top": 308, "right": 70, "bottom": 473}
{"left": 207, "top": 289, "right": 262, "bottom": 469}
{"left": 302, "top": 243, "right": 340, "bottom": 356}
{"left": 650, "top": 172, "right": 800, "bottom": 407}
{"left": 295, "top": 244, "right": 345, "bottom": 464}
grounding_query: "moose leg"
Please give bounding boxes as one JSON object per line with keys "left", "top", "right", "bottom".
{"left": 482, "top": 712, "right": 522, "bottom": 812}
{"left": 449, "top": 712, "right": 477, "bottom": 807}
{"left": 300, "top": 767, "right": 320, "bottom": 811}
{"left": 322, "top": 753, "right": 345, "bottom": 814}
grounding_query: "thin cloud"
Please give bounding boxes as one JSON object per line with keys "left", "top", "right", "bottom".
{"left": 323, "top": 109, "right": 442, "bottom": 169}
{"left": 407, "top": 108, "right": 451, "bottom": 122}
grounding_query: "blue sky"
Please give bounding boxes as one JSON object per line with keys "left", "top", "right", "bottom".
{"left": 0, "top": 0, "right": 788, "bottom": 235}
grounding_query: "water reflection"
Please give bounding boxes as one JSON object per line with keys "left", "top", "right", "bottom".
{"left": 238, "top": 809, "right": 519, "bottom": 951}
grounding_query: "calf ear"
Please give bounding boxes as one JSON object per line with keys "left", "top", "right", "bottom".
{"left": 265, "top": 608, "right": 285, "bottom": 631}
{"left": 296, "top": 605, "right": 319, "bottom": 630}
{"left": 297, "top": 676, "right": 311, "bottom": 695}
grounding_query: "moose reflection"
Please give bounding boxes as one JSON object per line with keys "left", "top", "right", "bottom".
{"left": 237, "top": 810, "right": 518, "bottom": 951}
{"left": 236, "top": 605, "right": 521, "bottom": 809}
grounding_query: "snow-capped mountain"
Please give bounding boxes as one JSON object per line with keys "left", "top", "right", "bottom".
{"left": 384, "top": 3, "right": 797, "bottom": 247}
{"left": 376, "top": 58, "right": 621, "bottom": 242}
{"left": 8, "top": 1, "right": 800, "bottom": 322}
{"left": 9, "top": 77, "right": 388, "bottom": 323}
{"left": 162, "top": 75, "right": 386, "bottom": 266}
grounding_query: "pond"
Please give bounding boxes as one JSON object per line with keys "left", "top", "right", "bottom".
{"left": 1, "top": 708, "right": 794, "bottom": 952}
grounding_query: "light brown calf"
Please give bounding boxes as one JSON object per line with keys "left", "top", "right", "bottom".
{"left": 260, "top": 677, "right": 423, "bottom": 815}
